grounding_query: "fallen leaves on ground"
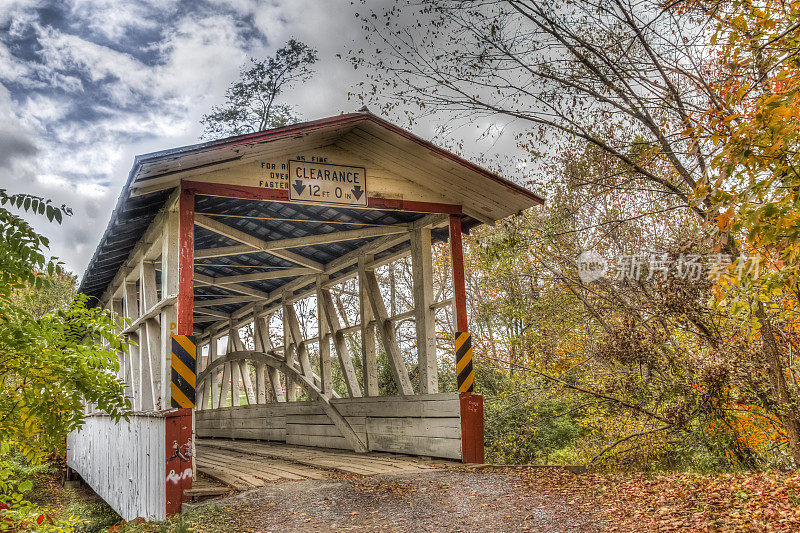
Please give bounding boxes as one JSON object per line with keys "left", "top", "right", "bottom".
{"left": 513, "top": 467, "right": 800, "bottom": 532}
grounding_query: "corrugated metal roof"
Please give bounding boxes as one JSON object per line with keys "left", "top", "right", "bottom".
{"left": 191, "top": 195, "right": 462, "bottom": 315}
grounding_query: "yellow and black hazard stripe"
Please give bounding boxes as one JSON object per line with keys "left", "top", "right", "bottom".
{"left": 170, "top": 334, "right": 196, "bottom": 408}
{"left": 455, "top": 331, "right": 474, "bottom": 393}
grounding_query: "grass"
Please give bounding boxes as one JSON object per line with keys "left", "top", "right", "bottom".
{"left": 103, "top": 505, "right": 252, "bottom": 533}
{"left": 23, "top": 466, "right": 251, "bottom": 532}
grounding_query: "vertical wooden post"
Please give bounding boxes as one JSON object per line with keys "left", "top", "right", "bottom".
{"left": 317, "top": 275, "right": 333, "bottom": 397}
{"left": 411, "top": 226, "right": 437, "bottom": 394}
{"left": 161, "top": 204, "right": 179, "bottom": 405}
{"left": 166, "top": 185, "right": 194, "bottom": 515}
{"left": 228, "top": 327, "right": 241, "bottom": 406}
{"left": 195, "top": 342, "right": 206, "bottom": 410}
{"left": 218, "top": 337, "right": 232, "bottom": 408}
{"left": 358, "top": 254, "right": 378, "bottom": 396}
{"left": 140, "top": 260, "right": 160, "bottom": 410}
{"left": 282, "top": 300, "right": 297, "bottom": 401}
{"left": 450, "top": 214, "right": 484, "bottom": 464}
{"left": 124, "top": 281, "right": 141, "bottom": 411}
{"left": 320, "top": 288, "right": 362, "bottom": 397}
{"left": 118, "top": 291, "right": 134, "bottom": 404}
{"left": 111, "top": 298, "right": 126, "bottom": 391}
{"left": 253, "top": 307, "right": 268, "bottom": 404}
{"left": 209, "top": 335, "right": 220, "bottom": 409}
{"left": 165, "top": 408, "right": 192, "bottom": 515}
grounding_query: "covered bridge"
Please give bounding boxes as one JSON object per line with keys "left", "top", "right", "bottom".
{"left": 67, "top": 111, "right": 543, "bottom": 520}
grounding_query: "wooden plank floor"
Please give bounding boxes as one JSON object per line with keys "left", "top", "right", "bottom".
{"left": 194, "top": 438, "right": 437, "bottom": 491}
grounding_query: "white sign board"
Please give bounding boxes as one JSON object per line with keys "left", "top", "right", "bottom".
{"left": 288, "top": 160, "right": 368, "bottom": 206}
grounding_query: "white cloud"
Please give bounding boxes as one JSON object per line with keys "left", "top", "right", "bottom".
{"left": 0, "top": 0, "right": 42, "bottom": 27}
{"left": 154, "top": 13, "right": 253, "bottom": 102}
{"left": 0, "top": 42, "right": 34, "bottom": 84}
{"left": 35, "top": 25, "right": 153, "bottom": 101}
{"left": 19, "top": 93, "right": 73, "bottom": 129}
{"left": 65, "top": 0, "right": 181, "bottom": 41}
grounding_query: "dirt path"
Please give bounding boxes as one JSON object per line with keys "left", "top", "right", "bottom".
{"left": 199, "top": 469, "right": 599, "bottom": 532}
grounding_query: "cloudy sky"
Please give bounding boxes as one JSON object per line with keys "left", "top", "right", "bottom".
{"left": 0, "top": 0, "right": 523, "bottom": 277}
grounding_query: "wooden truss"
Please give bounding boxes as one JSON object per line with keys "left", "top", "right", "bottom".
{"left": 191, "top": 213, "right": 452, "bottom": 411}
{"left": 95, "top": 184, "right": 468, "bottom": 422}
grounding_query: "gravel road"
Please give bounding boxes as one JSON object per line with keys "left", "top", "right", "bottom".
{"left": 198, "top": 468, "right": 599, "bottom": 532}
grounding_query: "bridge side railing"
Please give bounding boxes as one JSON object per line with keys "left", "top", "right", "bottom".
{"left": 67, "top": 413, "right": 166, "bottom": 521}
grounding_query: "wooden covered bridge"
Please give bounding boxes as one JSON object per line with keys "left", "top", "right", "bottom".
{"left": 67, "top": 111, "right": 543, "bottom": 520}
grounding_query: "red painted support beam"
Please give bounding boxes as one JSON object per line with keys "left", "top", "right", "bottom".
{"left": 368, "top": 197, "right": 462, "bottom": 215}
{"left": 450, "top": 214, "right": 485, "bottom": 464}
{"left": 182, "top": 181, "right": 288, "bottom": 202}
{"left": 177, "top": 187, "right": 194, "bottom": 335}
{"left": 450, "top": 215, "right": 468, "bottom": 332}
{"left": 167, "top": 185, "right": 195, "bottom": 515}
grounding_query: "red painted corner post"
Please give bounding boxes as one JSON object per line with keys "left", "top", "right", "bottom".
{"left": 165, "top": 408, "right": 193, "bottom": 515}
{"left": 450, "top": 215, "right": 485, "bottom": 464}
{"left": 177, "top": 187, "right": 194, "bottom": 336}
{"left": 166, "top": 186, "right": 195, "bottom": 515}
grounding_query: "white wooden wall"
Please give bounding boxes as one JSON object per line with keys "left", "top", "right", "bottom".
{"left": 196, "top": 392, "right": 461, "bottom": 459}
{"left": 67, "top": 414, "right": 166, "bottom": 521}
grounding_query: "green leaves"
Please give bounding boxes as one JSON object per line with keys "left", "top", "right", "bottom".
{"left": 0, "top": 189, "right": 71, "bottom": 224}
{"left": 0, "top": 189, "right": 129, "bottom": 524}
{"left": 200, "top": 40, "right": 318, "bottom": 139}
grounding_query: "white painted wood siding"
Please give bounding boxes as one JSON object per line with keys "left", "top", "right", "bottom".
{"left": 196, "top": 392, "right": 462, "bottom": 459}
{"left": 67, "top": 414, "right": 166, "bottom": 521}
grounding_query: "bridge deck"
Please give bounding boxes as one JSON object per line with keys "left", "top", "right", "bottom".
{"left": 194, "top": 438, "right": 440, "bottom": 491}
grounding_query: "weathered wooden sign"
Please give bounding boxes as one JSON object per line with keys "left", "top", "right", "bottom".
{"left": 288, "top": 159, "right": 368, "bottom": 206}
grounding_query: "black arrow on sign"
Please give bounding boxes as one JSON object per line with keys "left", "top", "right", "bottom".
{"left": 292, "top": 179, "right": 306, "bottom": 196}
{"left": 351, "top": 185, "right": 364, "bottom": 200}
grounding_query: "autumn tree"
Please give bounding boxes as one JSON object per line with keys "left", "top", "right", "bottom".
{"left": 688, "top": 0, "right": 800, "bottom": 467}
{"left": 353, "top": 0, "right": 800, "bottom": 463}
{"left": 201, "top": 39, "right": 318, "bottom": 139}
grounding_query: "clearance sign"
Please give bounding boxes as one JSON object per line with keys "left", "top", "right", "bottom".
{"left": 288, "top": 160, "right": 368, "bottom": 206}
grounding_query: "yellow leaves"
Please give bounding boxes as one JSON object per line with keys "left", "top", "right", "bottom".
{"left": 723, "top": 113, "right": 741, "bottom": 125}
{"left": 763, "top": 93, "right": 785, "bottom": 107}
{"left": 773, "top": 105, "right": 795, "bottom": 119}
{"left": 716, "top": 207, "right": 735, "bottom": 231}
{"left": 713, "top": 285, "right": 723, "bottom": 300}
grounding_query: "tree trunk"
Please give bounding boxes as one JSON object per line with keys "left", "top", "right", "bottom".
{"left": 755, "top": 302, "right": 800, "bottom": 463}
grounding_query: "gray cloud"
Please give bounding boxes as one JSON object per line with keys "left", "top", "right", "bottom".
{"left": 0, "top": 84, "right": 38, "bottom": 169}
{"left": 0, "top": 129, "right": 37, "bottom": 169}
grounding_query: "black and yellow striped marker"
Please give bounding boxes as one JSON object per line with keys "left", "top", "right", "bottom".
{"left": 456, "top": 331, "right": 474, "bottom": 393}
{"left": 170, "top": 334, "right": 196, "bottom": 408}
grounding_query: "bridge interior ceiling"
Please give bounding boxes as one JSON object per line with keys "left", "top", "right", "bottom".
{"left": 188, "top": 194, "right": 478, "bottom": 325}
